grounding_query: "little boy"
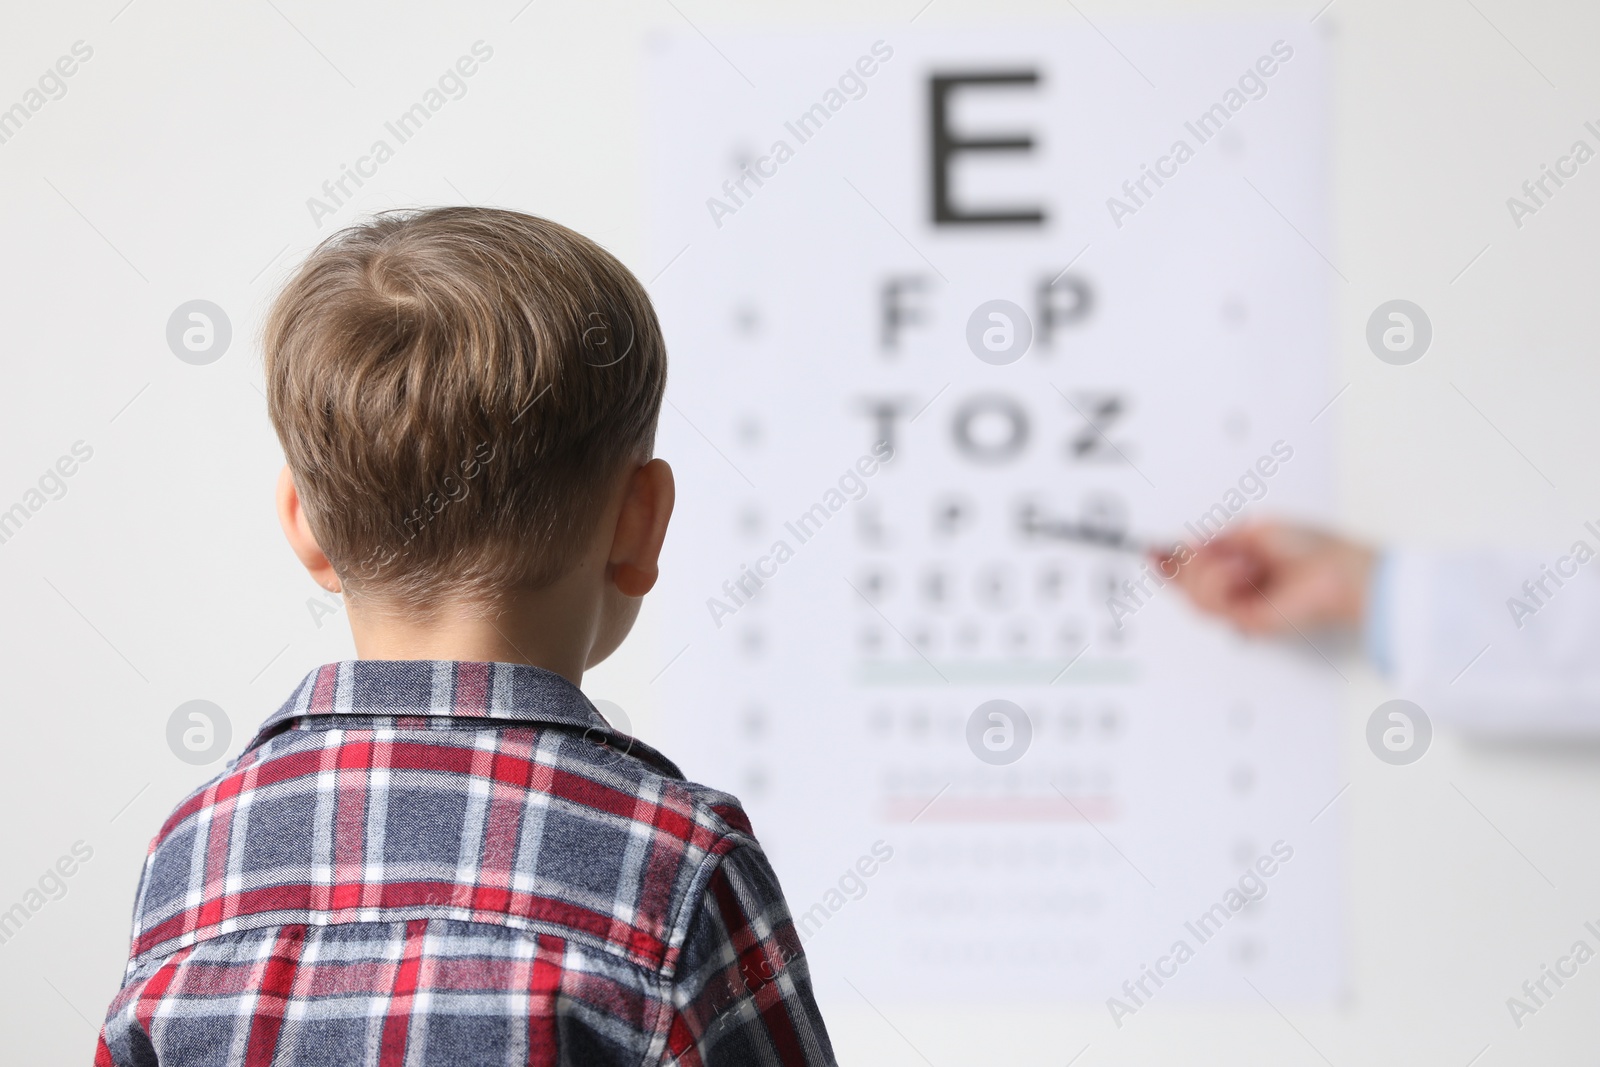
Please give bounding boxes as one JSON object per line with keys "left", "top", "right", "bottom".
{"left": 96, "top": 208, "right": 836, "bottom": 1066}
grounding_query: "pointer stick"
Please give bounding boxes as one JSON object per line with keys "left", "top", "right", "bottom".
{"left": 1024, "top": 519, "right": 1177, "bottom": 558}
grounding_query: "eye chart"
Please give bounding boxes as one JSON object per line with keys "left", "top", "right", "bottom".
{"left": 647, "top": 23, "right": 1341, "bottom": 1006}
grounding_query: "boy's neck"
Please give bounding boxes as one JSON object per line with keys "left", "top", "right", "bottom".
{"left": 344, "top": 584, "right": 600, "bottom": 686}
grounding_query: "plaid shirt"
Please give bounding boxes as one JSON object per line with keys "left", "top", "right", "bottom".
{"left": 97, "top": 660, "right": 836, "bottom": 1066}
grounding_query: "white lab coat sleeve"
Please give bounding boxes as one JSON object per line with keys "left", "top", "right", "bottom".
{"left": 1385, "top": 547, "right": 1600, "bottom": 735}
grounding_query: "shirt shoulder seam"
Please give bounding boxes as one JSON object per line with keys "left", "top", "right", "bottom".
{"left": 129, "top": 909, "right": 671, "bottom": 975}
{"left": 657, "top": 826, "right": 759, "bottom": 985}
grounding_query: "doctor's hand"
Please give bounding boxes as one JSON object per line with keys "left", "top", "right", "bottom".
{"left": 1155, "top": 521, "right": 1375, "bottom": 636}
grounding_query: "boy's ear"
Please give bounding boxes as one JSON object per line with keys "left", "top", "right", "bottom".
{"left": 609, "top": 459, "right": 675, "bottom": 598}
{"left": 275, "top": 466, "right": 342, "bottom": 593}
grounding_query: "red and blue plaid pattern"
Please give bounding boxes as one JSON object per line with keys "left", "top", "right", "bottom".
{"left": 96, "top": 660, "right": 836, "bottom": 1066}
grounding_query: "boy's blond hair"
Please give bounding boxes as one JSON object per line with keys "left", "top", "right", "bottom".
{"left": 264, "top": 207, "right": 666, "bottom": 609}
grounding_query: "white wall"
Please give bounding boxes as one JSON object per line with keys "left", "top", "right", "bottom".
{"left": 2, "top": 0, "right": 1598, "bottom": 1062}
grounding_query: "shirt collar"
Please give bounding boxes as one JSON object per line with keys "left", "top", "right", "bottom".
{"left": 245, "top": 660, "right": 682, "bottom": 778}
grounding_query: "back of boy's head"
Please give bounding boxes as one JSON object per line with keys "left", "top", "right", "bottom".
{"left": 264, "top": 207, "right": 666, "bottom": 611}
